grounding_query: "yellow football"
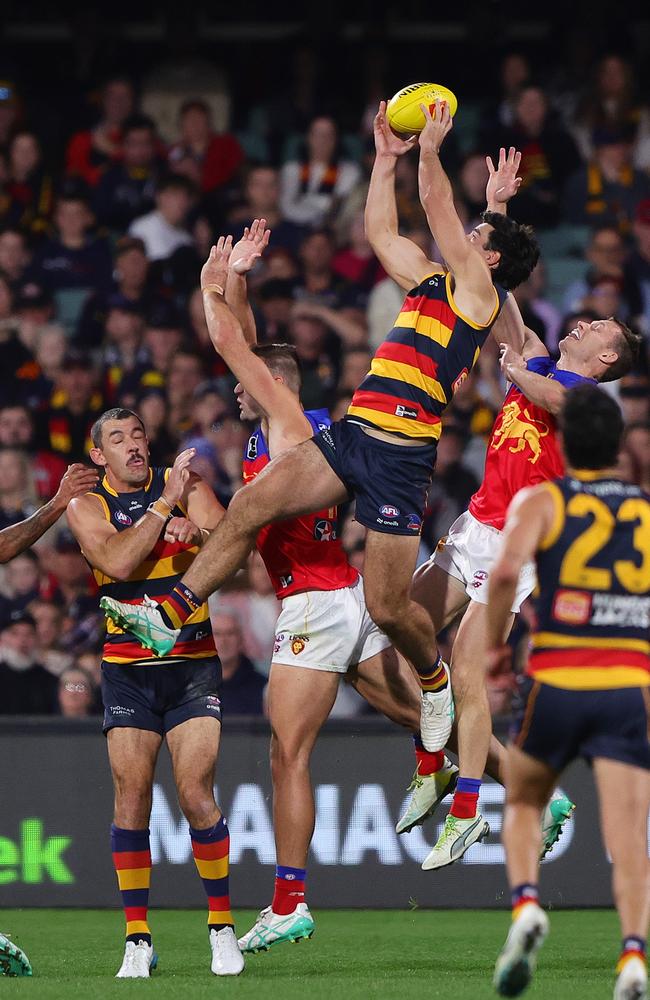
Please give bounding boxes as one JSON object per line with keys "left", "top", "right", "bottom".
{"left": 386, "top": 82, "right": 458, "bottom": 135}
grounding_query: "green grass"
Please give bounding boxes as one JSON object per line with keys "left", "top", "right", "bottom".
{"left": 1, "top": 909, "right": 620, "bottom": 999}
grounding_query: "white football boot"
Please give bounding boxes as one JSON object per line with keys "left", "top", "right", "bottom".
{"left": 238, "top": 904, "right": 315, "bottom": 953}
{"left": 419, "top": 665, "right": 454, "bottom": 751}
{"left": 614, "top": 955, "right": 647, "bottom": 1000}
{"left": 209, "top": 927, "right": 244, "bottom": 976}
{"left": 115, "top": 939, "right": 157, "bottom": 978}
{"left": 494, "top": 902, "right": 549, "bottom": 997}
{"left": 421, "top": 811, "right": 490, "bottom": 870}
{"left": 395, "top": 757, "right": 459, "bottom": 834}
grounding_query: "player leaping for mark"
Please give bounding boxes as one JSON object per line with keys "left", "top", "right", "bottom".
{"left": 99, "top": 99, "right": 539, "bottom": 763}
{"left": 490, "top": 386, "right": 650, "bottom": 1000}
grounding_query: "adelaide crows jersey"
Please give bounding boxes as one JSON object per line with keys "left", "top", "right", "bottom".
{"left": 529, "top": 472, "right": 650, "bottom": 690}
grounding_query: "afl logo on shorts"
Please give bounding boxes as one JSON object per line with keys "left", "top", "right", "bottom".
{"left": 471, "top": 569, "right": 488, "bottom": 589}
{"left": 314, "top": 518, "right": 336, "bottom": 542}
{"left": 246, "top": 434, "right": 258, "bottom": 460}
{"left": 115, "top": 510, "right": 133, "bottom": 526}
{"left": 380, "top": 505, "right": 400, "bottom": 517}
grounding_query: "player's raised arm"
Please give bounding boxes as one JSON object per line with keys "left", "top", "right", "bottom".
{"left": 485, "top": 147, "right": 522, "bottom": 216}
{"left": 67, "top": 448, "right": 196, "bottom": 581}
{"left": 365, "top": 101, "right": 438, "bottom": 291}
{"left": 499, "top": 345, "right": 566, "bottom": 414}
{"left": 491, "top": 292, "right": 549, "bottom": 358}
{"left": 225, "top": 218, "right": 271, "bottom": 346}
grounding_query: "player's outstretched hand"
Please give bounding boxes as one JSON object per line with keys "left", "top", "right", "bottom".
{"left": 200, "top": 236, "right": 233, "bottom": 292}
{"left": 373, "top": 101, "right": 417, "bottom": 158}
{"left": 56, "top": 464, "right": 99, "bottom": 510}
{"left": 164, "top": 516, "right": 202, "bottom": 547}
{"left": 418, "top": 100, "right": 453, "bottom": 154}
{"left": 163, "top": 448, "right": 196, "bottom": 507}
{"left": 486, "top": 147, "right": 522, "bottom": 208}
{"left": 499, "top": 343, "right": 526, "bottom": 379}
{"left": 230, "top": 218, "right": 271, "bottom": 275}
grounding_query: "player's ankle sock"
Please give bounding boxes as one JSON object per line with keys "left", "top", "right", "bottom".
{"left": 111, "top": 824, "right": 152, "bottom": 945}
{"left": 417, "top": 652, "right": 448, "bottom": 693}
{"left": 449, "top": 777, "right": 481, "bottom": 818}
{"left": 617, "top": 936, "right": 647, "bottom": 973}
{"left": 190, "top": 817, "right": 233, "bottom": 933}
{"left": 412, "top": 733, "right": 445, "bottom": 775}
{"left": 159, "top": 583, "right": 202, "bottom": 629}
{"left": 511, "top": 883, "right": 539, "bottom": 919}
{"left": 272, "top": 866, "right": 306, "bottom": 915}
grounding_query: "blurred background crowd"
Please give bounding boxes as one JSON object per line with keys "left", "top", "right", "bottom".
{"left": 0, "top": 6, "right": 649, "bottom": 723}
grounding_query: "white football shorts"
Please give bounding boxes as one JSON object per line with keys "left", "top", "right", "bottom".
{"left": 272, "top": 575, "right": 391, "bottom": 672}
{"left": 430, "top": 510, "right": 537, "bottom": 613}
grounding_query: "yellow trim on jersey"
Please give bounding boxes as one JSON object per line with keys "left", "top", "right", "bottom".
{"left": 87, "top": 492, "right": 111, "bottom": 522}
{"left": 369, "top": 357, "right": 448, "bottom": 405}
{"left": 103, "top": 649, "right": 215, "bottom": 664}
{"left": 395, "top": 310, "right": 453, "bottom": 347}
{"left": 534, "top": 667, "right": 650, "bottom": 690}
{"left": 445, "top": 271, "right": 500, "bottom": 330}
{"left": 105, "top": 601, "right": 209, "bottom": 635}
{"left": 346, "top": 405, "right": 442, "bottom": 439}
{"left": 101, "top": 469, "right": 153, "bottom": 498}
{"left": 532, "top": 633, "right": 650, "bottom": 654}
{"left": 569, "top": 468, "right": 617, "bottom": 482}
{"left": 538, "top": 481, "right": 565, "bottom": 550}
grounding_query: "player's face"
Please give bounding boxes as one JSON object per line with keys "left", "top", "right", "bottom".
{"left": 92, "top": 416, "right": 150, "bottom": 485}
{"left": 467, "top": 223, "right": 497, "bottom": 265}
{"left": 559, "top": 318, "right": 620, "bottom": 371}
{"left": 234, "top": 382, "right": 262, "bottom": 422}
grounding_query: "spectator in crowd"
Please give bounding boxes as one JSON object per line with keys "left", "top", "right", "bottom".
{"left": 28, "top": 597, "right": 73, "bottom": 676}
{"left": 229, "top": 164, "right": 308, "bottom": 256}
{"left": 14, "top": 281, "right": 55, "bottom": 355}
{"left": 332, "top": 211, "right": 384, "bottom": 291}
{"left": 129, "top": 174, "right": 196, "bottom": 262}
{"left": 255, "top": 278, "right": 295, "bottom": 342}
{"left": 0, "top": 549, "right": 59, "bottom": 625}
{"left": 0, "top": 448, "right": 39, "bottom": 532}
{"left": 210, "top": 610, "right": 267, "bottom": 716}
{"left": 93, "top": 114, "right": 161, "bottom": 231}
{"left": 455, "top": 152, "right": 490, "bottom": 227}
{"left": 623, "top": 421, "right": 650, "bottom": 491}
{"left": 626, "top": 199, "right": 650, "bottom": 332}
{"left": 280, "top": 116, "right": 361, "bottom": 227}
{"left": 0, "top": 609, "right": 58, "bottom": 714}
{"left": 561, "top": 224, "right": 640, "bottom": 320}
{"left": 0, "top": 276, "right": 41, "bottom": 400}
{"left": 66, "top": 76, "right": 136, "bottom": 188}
{"left": 101, "top": 297, "right": 148, "bottom": 403}
{"left": 76, "top": 235, "right": 157, "bottom": 348}
{"left": 0, "top": 227, "right": 30, "bottom": 290}
{"left": 480, "top": 51, "right": 532, "bottom": 135}
{"left": 287, "top": 304, "right": 342, "bottom": 409}
{"left": 48, "top": 528, "right": 98, "bottom": 637}
{"left": 571, "top": 53, "right": 650, "bottom": 170}
{"left": 0, "top": 402, "right": 66, "bottom": 500}
{"left": 421, "top": 425, "right": 480, "bottom": 553}
{"left": 141, "top": 302, "right": 184, "bottom": 378}
{"left": 210, "top": 552, "right": 279, "bottom": 674}
{"left": 136, "top": 386, "right": 175, "bottom": 464}
{"left": 295, "top": 228, "right": 365, "bottom": 311}
{"left": 338, "top": 346, "right": 371, "bottom": 395}
{"left": 619, "top": 382, "right": 650, "bottom": 425}
{"left": 39, "top": 349, "right": 103, "bottom": 462}
{"left": 0, "top": 80, "right": 20, "bottom": 150}
{"left": 57, "top": 664, "right": 97, "bottom": 718}
{"left": 563, "top": 125, "right": 650, "bottom": 234}
{"left": 5, "top": 131, "right": 53, "bottom": 234}
{"left": 165, "top": 349, "right": 206, "bottom": 433}
{"left": 168, "top": 98, "right": 243, "bottom": 197}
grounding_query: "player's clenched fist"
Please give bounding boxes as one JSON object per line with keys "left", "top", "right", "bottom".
{"left": 162, "top": 448, "right": 196, "bottom": 507}
{"left": 57, "top": 464, "right": 99, "bottom": 509}
{"left": 163, "top": 516, "right": 203, "bottom": 547}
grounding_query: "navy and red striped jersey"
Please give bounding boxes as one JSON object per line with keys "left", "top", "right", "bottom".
{"left": 89, "top": 467, "right": 217, "bottom": 665}
{"left": 242, "top": 409, "right": 359, "bottom": 599}
{"left": 529, "top": 472, "right": 650, "bottom": 690}
{"left": 347, "top": 270, "right": 507, "bottom": 440}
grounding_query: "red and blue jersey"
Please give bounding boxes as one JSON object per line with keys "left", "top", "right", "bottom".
{"left": 348, "top": 270, "right": 507, "bottom": 440}
{"left": 242, "top": 409, "right": 359, "bottom": 599}
{"left": 469, "top": 356, "right": 597, "bottom": 530}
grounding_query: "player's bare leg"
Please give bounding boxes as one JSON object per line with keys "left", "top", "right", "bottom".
{"left": 167, "top": 716, "right": 243, "bottom": 976}
{"left": 239, "top": 664, "right": 338, "bottom": 954}
{"left": 594, "top": 757, "right": 650, "bottom": 998}
{"left": 107, "top": 728, "right": 162, "bottom": 978}
{"left": 494, "top": 745, "right": 556, "bottom": 997}
{"left": 411, "top": 558, "right": 469, "bottom": 634}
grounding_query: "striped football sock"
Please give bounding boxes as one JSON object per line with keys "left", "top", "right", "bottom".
{"left": 511, "top": 883, "right": 539, "bottom": 920}
{"left": 450, "top": 777, "right": 481, "bottom": 818}
{"left": 617, "top": 936, "right": 647, "bottom": 974}
{"left": 412, "top": 733, "right": 445, "bottom": 775}
{"left": 416, "top": 653, "right": 448, "bottom": 692}
{"left": 158, "top": 583, "right": 202, "bottom": 629}
{"left": 190, "top": 817, "right": 233, "bottom": 932}
{"left": 111, "top": 824, "right": 152, "bottom": 945}
{"left": 272, "top": 865, "right": 306, "bottom": 915}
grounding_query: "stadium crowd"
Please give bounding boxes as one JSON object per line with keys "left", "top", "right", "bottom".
{"left": 0, "top": 50, "right": 649, "bottom": 721}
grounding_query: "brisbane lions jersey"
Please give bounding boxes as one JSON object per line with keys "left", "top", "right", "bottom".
{"left": 242, "top": 409, "right": 359, "bottom": 600}
{"left": 469, "top": 357, "right": 596, "bottom": 530}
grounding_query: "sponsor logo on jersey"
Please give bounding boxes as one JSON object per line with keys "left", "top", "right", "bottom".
{"left": 319, "top": 427, "right": 335, "bottom": 449}
{"left": 492, "top": 401, "right": 549, "bottom": 465}
{"left": 246, "top": 434, "right": 258, "bottom": 460}
{"left": 109, "top": 705, "right": 135, "bottom": 716}
{"left": 115, "top": 510, "right": 133, "bottom": 526}
{"left": 280, "top": 573, "right": 294, "bottom": 590}
{"left": 395, "top": 404, "right": 418, "bottom": 419}
{"left": 128, "top": 500, "right": 143, "bottom": 511}
{"left": 471, "top": 569, "right": 488, "bottom": 589}
{"left": 380, "top": 505, "right": 400, "bottom": 517}
{"left": 314, "top": 518, "right": 336, "bottom": 542}
{"left": 452, "top": 368, "right": 469, "bottom": 394}
{"left": 290, "top": 634, "right": 309, "bottom": 656}
{"left": 552, "top": 589, "right": 592, "bottom": 626}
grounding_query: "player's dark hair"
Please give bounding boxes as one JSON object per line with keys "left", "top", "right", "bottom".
{"left": 598, "top": 317, "right": 642, "bottom": 383}
{"left": 91, "top": 408, "right": 144, "bottom": 449}
{"left": 559, "top": 385, "right": 624, "bottom": 470}
{"left": 482, "top": 211, "right": 540, "bottom": 290}
{"left": 252, "top": 343, "right": 302, "bottom": 393}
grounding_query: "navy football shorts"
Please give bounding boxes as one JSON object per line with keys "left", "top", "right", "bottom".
{"left": 101, "top": 659, "right": 222, "bottom": 736}
{"left": 512, "top": 677, "right": 650, "bottom": 772}
{"left": 312, "top": 418, "right": 437, "bottom": 536}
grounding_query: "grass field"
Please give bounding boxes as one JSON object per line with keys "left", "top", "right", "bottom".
{"left": 1, "top": 908, "right": 620, "bottom": 999}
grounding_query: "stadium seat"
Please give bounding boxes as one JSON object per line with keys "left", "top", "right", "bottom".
{"left": 543, "top": 255, "right": 590, "bottom": 308}
{"left": 537, "top": 225, "right": 591, "bottom": 260}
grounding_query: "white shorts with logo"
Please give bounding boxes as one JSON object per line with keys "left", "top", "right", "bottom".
{"left": 431, "top": 510, "right": 537, "bottom": 613}
{"left": 272, "top": 575, "right": 391, "bottom": 673}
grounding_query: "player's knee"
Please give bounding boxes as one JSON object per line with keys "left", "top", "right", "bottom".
{"left": 177, "top": 782, "right": 218, "bottom": 829}
{"left": 270, "top": 731, "right": 310, "bottom": 774}
{"left": 114, "top": 784, "right": 153, "bottom": 828}
{"left": 229, "top": 486, "right": 267, "bottom": 533}
{"left": 364, "top": 596, "right": 402, "bottom": 635}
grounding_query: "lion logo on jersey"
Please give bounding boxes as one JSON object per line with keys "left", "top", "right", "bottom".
{"left": 491, "top": 402, "right": 549, "bottom": 465}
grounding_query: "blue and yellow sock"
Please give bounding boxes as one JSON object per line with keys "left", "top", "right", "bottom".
{"left": 511, "top": 882, "right": 539, "bottom": 920}
{"left": 617, "top": 936, "right": 647, "bottom": 974}
{"left": 190, "top": 817, "right": 233, "bottom": 932}
{"left": 111, "top": 825, "right": 152, "bottom": 945}
{"left": 416, "top": 653, "right": 448, "bottom": 693}
{"left": 158, "top": 583, "right": 202, "bottom": 630}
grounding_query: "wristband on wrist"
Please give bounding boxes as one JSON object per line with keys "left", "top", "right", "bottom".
{"left": 202, "top": 283, "right": 225, "bottom": 296}
{"left": 147, "top": 498, "right": 172, "bottom": 522}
